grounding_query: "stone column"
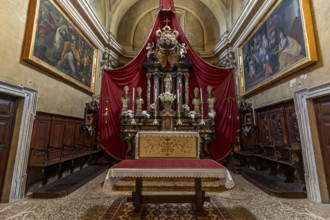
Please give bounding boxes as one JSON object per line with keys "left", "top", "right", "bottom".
{"left": 176, "top": 70, "right": 183, "bottom": 110}
{"left": 147, "top": 73, "right": 152, "bottom": 110}
{"left": 154, "top": 74, "right": 159, "bottom": 111}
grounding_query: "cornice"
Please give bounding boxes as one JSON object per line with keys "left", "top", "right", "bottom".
{"left": 213, "top": 32, "right": 228, "bottom": 54}
{"left": 232, "top": 0, "right": 276, "bottom": 50}
{"left": 216, "top": 0, "right": 276, "bottom": 59}
{"left": 56, "top": 0, "right": 104, "bottom": 50}
{"left": 228, "top": 0, "right": 259, "bottom": 44}
{"left": 76, "top": 0, "right": 109, "bottom": 42}
{"left": 213, "top": 0, "right": 260, "bottom": 54}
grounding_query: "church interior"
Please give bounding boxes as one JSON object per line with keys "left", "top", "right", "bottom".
{"left": 1, "top": 0, "right": 330, "bottom": 219}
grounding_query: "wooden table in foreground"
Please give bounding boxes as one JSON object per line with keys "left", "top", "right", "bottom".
{"left": 106, "top": 159, "right": 235, "bottom": 219}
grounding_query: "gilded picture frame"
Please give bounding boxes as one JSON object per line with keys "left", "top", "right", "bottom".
{"left": 23, "top": 0, "right": 97, "bottom": 94}
{"left": 238, "top": 0, "right": 317, "bottom": 97}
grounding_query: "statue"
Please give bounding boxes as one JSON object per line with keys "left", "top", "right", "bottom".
{"left": 135, "top": 87, "right": 144, "bottom": 115}
{"left": 192, "top": 87, "right": 201, "bottom": 116}
{"left": 164, "top": 72, "right": 173, "bottom": 93}
{"left": 146, "top": 42, "right": 155, "bottom": 61}
{"left": 178, "top": 43, "right": 188, "bottom": 59}
{"left": 121, "top": 86, "right": 130, "bottom": 115}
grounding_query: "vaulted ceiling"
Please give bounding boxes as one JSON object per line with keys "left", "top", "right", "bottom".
{"left": 87, "top": 0, "right": 248, "bottom": 59}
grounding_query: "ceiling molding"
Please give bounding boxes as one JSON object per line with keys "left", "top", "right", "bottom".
{"left": 58, "top": 0, "right": 128, "bottom": 56}
{"left": 77, "top": 0, "right": 109, "bottom": 43}
{"left": 213, "top": 33, "right": 228, "bottom": 55}
{"left": 232, "top": 0, "right": 276, "bottom": 50}
{"left": 228, "top": 0, "right": 259, "bottom": 44}
{"left": 56, "top": 0, "right": 104, "bottom": 50}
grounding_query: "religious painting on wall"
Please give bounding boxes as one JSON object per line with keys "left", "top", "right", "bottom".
{"left": 23, "top": 0, "right": 97, "bottom": 93}
{"left": 238, "top": 0, "right": 317, "bottom": 97}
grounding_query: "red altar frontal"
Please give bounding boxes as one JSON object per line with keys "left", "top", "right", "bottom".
{"left": 104, "top": 159, "right": 234, "bottom": 218}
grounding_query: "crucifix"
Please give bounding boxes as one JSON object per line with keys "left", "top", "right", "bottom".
{"left": 164, "top": 18, "right": 170, "bottom": 26}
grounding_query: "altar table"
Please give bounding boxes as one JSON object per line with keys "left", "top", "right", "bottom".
{"left": 105, "top": 159, "right": 234, "bottom": 219}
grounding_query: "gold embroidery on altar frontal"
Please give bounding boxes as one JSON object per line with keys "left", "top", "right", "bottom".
{"left": 139, "top": 136, "right": 198, "bottom": 158}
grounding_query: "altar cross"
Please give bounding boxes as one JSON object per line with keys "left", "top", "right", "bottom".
{"left": 164, "top": 18, "right": 170, "bottom": 26}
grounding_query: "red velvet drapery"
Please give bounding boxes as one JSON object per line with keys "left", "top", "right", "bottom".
{"left": 159, "top": 0, "right": 175, "bottom": 11}
{"left": 99, "top": 10, "right": 239, "bottom": 161}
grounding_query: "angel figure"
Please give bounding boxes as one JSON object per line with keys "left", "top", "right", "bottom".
{"left": 178, "top": 43, "right": 188, "bottom": 59}
{"left": 146, "top": 42, "right": 155, "bottom": 60}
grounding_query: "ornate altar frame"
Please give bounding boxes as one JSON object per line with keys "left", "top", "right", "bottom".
{"left": 120, "top": 25, "right": 216, "bottom": 159}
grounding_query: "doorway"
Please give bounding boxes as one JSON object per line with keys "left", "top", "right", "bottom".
{"left": 0, "top": 94, "right": 18, "bottom": 199}
{"left": 314, "top": 95, "right": 330, "bottom": 199}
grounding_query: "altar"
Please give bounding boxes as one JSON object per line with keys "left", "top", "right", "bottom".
{"left": 135, "top": 131, "right": 200, "bottom": 159}
{"left": 119, "top": 24, "right": 216, "bottom": 159}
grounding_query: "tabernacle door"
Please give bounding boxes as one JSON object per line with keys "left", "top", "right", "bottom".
{"left": 135, "top": 131, "right": 200, "bottom": 159}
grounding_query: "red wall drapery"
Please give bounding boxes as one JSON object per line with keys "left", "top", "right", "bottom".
{"left": 99, "top": 10, "right": 239, "bottom": 161}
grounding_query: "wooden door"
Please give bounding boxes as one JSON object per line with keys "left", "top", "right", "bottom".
{"left": 314, "top": 96, "right": 330, "bottom": 198}
{"left": 0, "top": 94, "right": 18, "bottom": 198}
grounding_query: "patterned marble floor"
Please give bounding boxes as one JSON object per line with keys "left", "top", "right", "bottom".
{"left": 0, "top": 171, "right": 330, "bottom": 220}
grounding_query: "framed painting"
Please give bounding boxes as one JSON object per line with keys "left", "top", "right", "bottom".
{"left": 23, "top": 0, "right": 97, "bottom": 93}
{"left": 238, "top": 0, "right": 317, "bottom": 97}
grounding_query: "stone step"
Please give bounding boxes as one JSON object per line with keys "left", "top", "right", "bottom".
{"left": 112, "top": 177, "right": 226, "bottom": 192}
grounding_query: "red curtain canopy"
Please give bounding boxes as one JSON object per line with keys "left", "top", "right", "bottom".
{"left": 99, "top": 7, "right": 238, "bottom": 161}
{"left": 159, "top": 0, "right": 175, "bottom": 11}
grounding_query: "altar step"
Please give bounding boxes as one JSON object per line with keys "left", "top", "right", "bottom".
{"left": 111, "top": 177, "right": 227, "bottom": 192}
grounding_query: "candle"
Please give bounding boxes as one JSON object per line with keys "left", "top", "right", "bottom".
{"left": 132, "top": 87, "right": 135, "bottom": 112}
{"left": 200, "top": 88, "right": 203, "bottom": 115}
{"left": 177, "top": 88, "right": 180, "bottom": 111}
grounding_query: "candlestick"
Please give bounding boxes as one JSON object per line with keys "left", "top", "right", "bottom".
{"left": 153, "top": 88, "right": 159, "bottom": 125}
{"left": 155, "top": 88, "right": 158, "bottom": 110}
{"left": 131, "top": 87, "right": 136, "bottom": 124}
{"left": 177, "top": 88, "right": 182, "bottom": 125}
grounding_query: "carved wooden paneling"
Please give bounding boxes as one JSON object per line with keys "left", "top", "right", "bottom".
{"left": 269, "top": 107, "right": 287, "bottom": 146}
{"left": 285, "top": 103, "right": 301, "bottom": 147}
{"left": 29, "top": 113, "right": 87, "bottom": 164}
{"left": 26, "top": 112, "right": 101, "bottom": 193}
{"left": 48, "top": 117, "right": 65, "bottom": 160}
{"left": 62, "top": 118, "right": 76, "bottom": 156}
{"left": 236, "top": 100, "right": 305, "bottom": 189}
{"left": 30, "top": 115, "right": 52, "bottom": 163}
{"left": 257, "top": 110, "right": 272, "bottom": 145}
{"left": 30, "top": 115, "right": 51, "bottom": 150}
{"left": 49, "top": 117, "right": 65, "bottom": 147}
